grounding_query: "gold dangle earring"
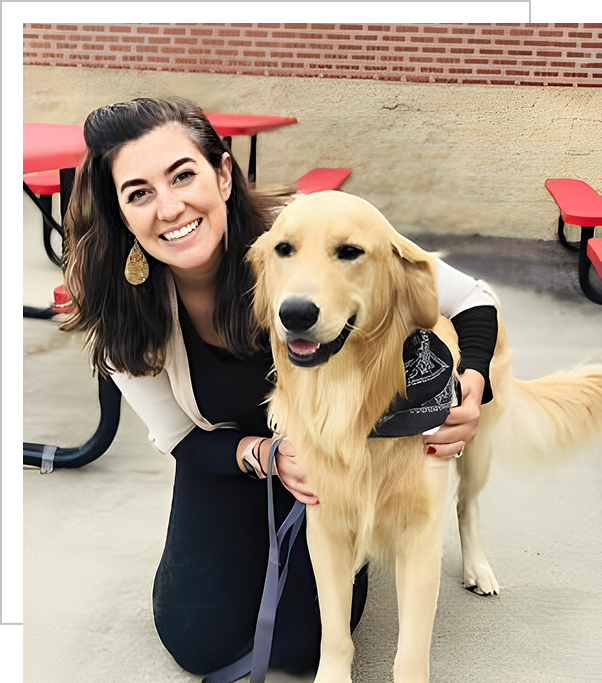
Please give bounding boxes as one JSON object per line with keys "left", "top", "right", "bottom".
{"left": 223, "top": 206, "right": 229, "bottom": 252}
{"left": 124, "top": 238, "right": 149, "bottom": 285}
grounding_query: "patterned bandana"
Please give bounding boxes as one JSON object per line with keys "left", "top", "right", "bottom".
{"left": 369, "top": 329, "right": 458, "bottom": 438}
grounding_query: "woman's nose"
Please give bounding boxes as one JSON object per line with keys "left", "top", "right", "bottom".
{"left": 156, "top": 189, "right": 185, "bottom": 222}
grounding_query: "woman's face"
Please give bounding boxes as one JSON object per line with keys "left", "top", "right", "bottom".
{"left": 112, "top": 123, "right": 232, "bottom": 278}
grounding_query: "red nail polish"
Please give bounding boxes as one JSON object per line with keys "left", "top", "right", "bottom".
{"left": 427, "top": 446, "right": 436, "bottom": 455}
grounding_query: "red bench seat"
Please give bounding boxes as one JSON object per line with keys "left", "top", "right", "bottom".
{"left": 296, "top": 167, "right": 352, "bottom": 194}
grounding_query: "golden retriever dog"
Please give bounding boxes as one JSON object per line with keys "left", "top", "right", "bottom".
{"left": 248, "top": 191, "right": 602, "bottom": 683}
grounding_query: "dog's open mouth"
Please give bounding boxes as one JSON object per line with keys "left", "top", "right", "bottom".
{"left": 287, "top": 317, "right": 356, "bottom": 367}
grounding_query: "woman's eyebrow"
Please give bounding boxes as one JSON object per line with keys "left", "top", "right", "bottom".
{"left": 165, "top": 156, "right": 196, "bottom": 175}
{"left": 119, "top": 157, "right": 197, "bottom": 195}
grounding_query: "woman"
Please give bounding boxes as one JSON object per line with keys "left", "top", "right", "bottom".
{"left": 62, "top": 97, "right": 498, "bottom": 676}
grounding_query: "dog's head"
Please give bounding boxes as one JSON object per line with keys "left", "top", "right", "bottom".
{"left": 248, "top": 191, "right": 439, "bottom": 368}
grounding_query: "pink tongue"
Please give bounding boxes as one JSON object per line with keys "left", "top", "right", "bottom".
{"left": 288, "top": 339, "right": 319, "bottom": 356}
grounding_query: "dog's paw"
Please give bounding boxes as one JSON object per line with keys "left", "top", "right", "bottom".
{"left": 462, "top": 560, "right": 500, "bottom": 596}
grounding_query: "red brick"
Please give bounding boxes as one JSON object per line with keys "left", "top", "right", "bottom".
{"left": 109, "top": 25, "right": 132, "bottom": 33}
{"left": 395, "top": 25, "right": 420, "bottom": 33}
{"left": 83, "top": 43, "right": 105, "bottom": 51}
{"left": 244, "top": 30, "right": 268, "bottom": 38}
{"left": 29, "top": 24, "right": 52, "bottom": 29}
{"left": 82, "top": 25, "right": 105, "bottom": 32}
{"left": 367, "top": 25, "right": 392, "bottom": 32}
{"left": 161, "top": 46, "right": 186, "bottom": 54}
{"left": 136, "top": 26, "right": 160, "bottom": 34}
{"left": 56, "top": 24, "right": 79, "bottom": 31}
{"left": 423, "top": 26, "right": 449, "bottom": 34}
{"left": 110, "top": 44, "right": 132, "bottom": 52}
{"left": 163, "top": 27, "right": 187, "bottom": 35}
{"left": 452, "top": 27, "right": 476, "bottom": 35}
{"left": 136, "top": 45, "right": 159, "bottom": 53}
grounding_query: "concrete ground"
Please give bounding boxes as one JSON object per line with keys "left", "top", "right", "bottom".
{"left": 23, "top": 193, "right": 602, "bottom": 683}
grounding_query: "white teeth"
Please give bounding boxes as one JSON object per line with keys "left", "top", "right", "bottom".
{"left": 163, "top": 218, "right": 201, "bottom": 242}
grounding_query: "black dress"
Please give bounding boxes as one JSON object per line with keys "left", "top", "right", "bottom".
{"left": 151, "top": 299, "right": 368, "bottom": 676}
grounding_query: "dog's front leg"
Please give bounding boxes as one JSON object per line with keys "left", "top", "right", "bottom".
{"left": 306, "top": 504, "right": 356, "bottom": 683}
{"left": 394, "top": 457, "right": 449, "bottom": 683}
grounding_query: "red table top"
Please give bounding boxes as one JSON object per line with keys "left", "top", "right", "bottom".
{"left": 23, "top": 113, "right": 297, "bottom": 174}
{"left": 206, "top": 112, "right": 297, "bottom": 137}
{"left": 23, "top": 123, "right": 86, "bottom": 174}
{"left": 545, "top": 178, "right": 602, "bottom": 226}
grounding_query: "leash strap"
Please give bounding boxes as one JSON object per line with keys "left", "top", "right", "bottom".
{"left": 203, "top": 439, "right": 306, "bottom": 683}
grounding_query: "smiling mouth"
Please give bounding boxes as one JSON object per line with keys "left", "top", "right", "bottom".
{"left": 286, "top": 317, "right": 356, "bottom": 368}
{"left": 161, "top": 218, "right": 202, "bottom": 241}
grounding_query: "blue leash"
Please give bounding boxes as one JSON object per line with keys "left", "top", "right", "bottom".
{"left": 203, "top": 439, "right": 306, "bottom": 683}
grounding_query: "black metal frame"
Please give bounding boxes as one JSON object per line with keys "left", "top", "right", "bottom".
{"left": 24, "top": 166, "right": 123, "bottom": 469}
{"left": 24, "top": 376, "right": 122, "bottom": 469}
{"left": 558, "top": 217, "right": 602, "bottom": 304}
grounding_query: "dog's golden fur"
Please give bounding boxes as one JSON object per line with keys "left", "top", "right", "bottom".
{"left": 248, "top": 191, "right": 602, "bottom": 683}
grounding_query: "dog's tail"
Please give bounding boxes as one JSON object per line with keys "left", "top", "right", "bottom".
{"left": 489, "top": 363, "right": 602, "bottom": 464}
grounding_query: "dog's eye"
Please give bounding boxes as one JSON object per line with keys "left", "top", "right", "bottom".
{"left": 275, "top": 242, "right": 295, "bottom": 258}
{"left": 336, "top": 245, "right": 365, "bottom": 261}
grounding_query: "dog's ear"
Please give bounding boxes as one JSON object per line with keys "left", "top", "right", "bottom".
{"left": 390, "top": 234, "right": 440, "bottom": 331}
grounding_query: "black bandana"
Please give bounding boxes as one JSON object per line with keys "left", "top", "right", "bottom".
{"left": 369, "top": 329, "right": 458, "bottom": 438}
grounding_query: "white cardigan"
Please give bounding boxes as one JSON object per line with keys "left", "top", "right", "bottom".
{"left": 112, "top": 260, "right": 497, "bottom": 455}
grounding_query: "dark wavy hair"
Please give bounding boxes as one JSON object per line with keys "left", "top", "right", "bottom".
{"left": 61, "top": 97, "right": 286, "bottom": 377}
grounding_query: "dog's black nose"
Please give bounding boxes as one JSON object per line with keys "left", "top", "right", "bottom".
{"left": 279, "top": 298, "right": 320, "bottom": 332}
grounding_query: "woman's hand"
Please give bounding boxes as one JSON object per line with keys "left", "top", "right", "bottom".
{"left": 422, "top": 369, "right": 485, "bottom": 459}
{"left": 236, "top": 436, "right": 319, "bottom": 506}
{"left": 273, "top": 439, "right": 319, "bottom": 506}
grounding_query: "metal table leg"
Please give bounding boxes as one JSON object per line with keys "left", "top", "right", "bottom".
{"left": 23, "top": 375, "right": 122, "bottom": 469}
{"left": 578, "top": 226, "right": 602, "bottom": 304}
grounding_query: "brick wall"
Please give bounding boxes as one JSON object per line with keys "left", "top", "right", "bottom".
{"left": 23, "top": 23, "right": 602, "bottom": 87}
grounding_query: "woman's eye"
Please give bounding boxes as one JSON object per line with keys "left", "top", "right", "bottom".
{"left": 275, "top": 242, "right": 294, "bottom": 257}
{"left": 128, "top": 189, "right": 149, "bottom": 203}
{"left": 336, "top": 245, "right": 365, "bottom": 261}
{"left": 175, "top": 170, "right": 195, "bottom": 183}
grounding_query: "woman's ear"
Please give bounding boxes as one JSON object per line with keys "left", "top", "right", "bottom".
{"left": 218, "top": 152, "right": 233, "bottom": 201}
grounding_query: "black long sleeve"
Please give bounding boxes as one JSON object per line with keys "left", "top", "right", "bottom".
{"left": 450, "top": 305, "right": 498, "bottom": 404}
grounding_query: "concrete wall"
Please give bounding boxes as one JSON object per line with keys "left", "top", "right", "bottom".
{"left": 24, "top": 65, "right": 602, "bottom": 239}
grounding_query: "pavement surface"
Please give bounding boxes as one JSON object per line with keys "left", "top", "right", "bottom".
{"left": 23, "top": 193, "right": 602, "bottom": 683}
